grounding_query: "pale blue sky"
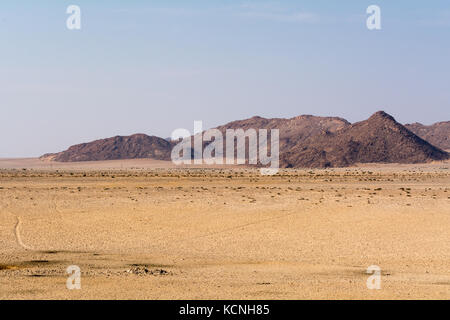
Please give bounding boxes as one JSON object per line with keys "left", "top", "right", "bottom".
{"left": 1, "top": 1, "right": 449, "bottom": 157}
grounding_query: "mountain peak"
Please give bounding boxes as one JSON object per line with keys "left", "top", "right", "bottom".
{"left": 281, "top": 111, "right": 448, "bottom": 168}
{"left": 368, "top": 111, "right": 396, "bottom": 122}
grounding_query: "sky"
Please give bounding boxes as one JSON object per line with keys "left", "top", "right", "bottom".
{"left": 0, "top": 0, "right": 449, "bottom": 157}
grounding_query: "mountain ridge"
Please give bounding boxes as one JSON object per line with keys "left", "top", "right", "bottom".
{"left": 41, "top": 111, "right": 449, "bottom": 168}
{"left": 405, "top": 121, "right": 450, "bottom": 151}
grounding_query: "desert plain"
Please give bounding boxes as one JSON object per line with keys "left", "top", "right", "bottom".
{"left": 0, "top": 158, "right": 449, "bottom": 299}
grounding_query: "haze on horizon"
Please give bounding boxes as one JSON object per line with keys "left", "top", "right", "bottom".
{"left": 1, "top": 0, "right": 449, "bottom": 157}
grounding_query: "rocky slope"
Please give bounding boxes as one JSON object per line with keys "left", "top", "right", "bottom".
{"left": 405, "top": 121, "right": 450, "bottom": 151}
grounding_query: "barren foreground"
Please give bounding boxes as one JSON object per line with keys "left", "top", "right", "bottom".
{"left": 1, "top": 160, "right": 449, "bottom": 299}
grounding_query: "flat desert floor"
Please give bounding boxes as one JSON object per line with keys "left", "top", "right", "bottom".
{"left": 0, "top": 158, "right": 449, "bottom": 299}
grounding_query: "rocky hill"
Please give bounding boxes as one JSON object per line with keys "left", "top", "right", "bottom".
{"left": 280, "top": 111, "right": 448, "bottom": 168}
{"left": 214, "top": 115, "right": 350, "bottom": 153}
{"left": 41, "top": 134, "right": 172, "bottom": 162}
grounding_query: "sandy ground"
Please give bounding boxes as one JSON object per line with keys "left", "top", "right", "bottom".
{"left": 0, "top": 158, "right": 184, "bottom": 170}
{"left": 0, "top": 158, "right": 449, "bottom": 299}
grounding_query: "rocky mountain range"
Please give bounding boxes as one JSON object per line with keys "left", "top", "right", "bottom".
{"left": 41, "top": 111, "right": 449, "bottom": 168}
